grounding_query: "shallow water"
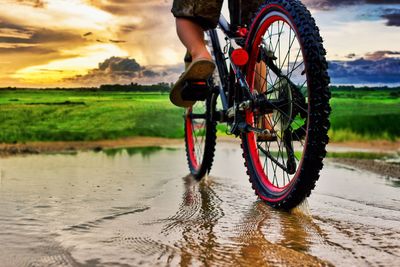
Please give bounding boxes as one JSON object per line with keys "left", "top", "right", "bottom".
{"left": 0, "top": 144, "right": 399, "bottom": 266}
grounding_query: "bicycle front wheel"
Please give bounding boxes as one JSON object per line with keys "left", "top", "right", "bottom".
{"left": 241, "top": 0, "right": 331, "bottom": 209}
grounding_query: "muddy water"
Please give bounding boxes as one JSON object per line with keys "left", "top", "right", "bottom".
{"left": 0, "top": 145, "right": 399, "bottom": 267}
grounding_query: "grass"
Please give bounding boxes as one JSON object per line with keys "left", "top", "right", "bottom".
{"left": 326, "top": 152, "right": 396, "bottom": 160}
{"left": 329, "top": 90, "right": 400, "bottom": 142}
{"left": 0, "top": 88, "right": 399, "bottom": 143}
{"left": 0, "top": 90, "right": 183, "bottom": 142}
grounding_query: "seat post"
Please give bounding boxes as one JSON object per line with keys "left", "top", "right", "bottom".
{"left": 230, "top": 0, "right": 242, "bottom": 29}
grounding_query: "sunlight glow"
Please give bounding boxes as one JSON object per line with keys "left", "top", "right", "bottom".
{"left": 0, "top": 1, "right": 398, "bottom": 87}
{"left": 13, "top": 44, "right": 128, "bottom": 84}
{"left": 1, "top": 0, "right": 113, "bottom": 31}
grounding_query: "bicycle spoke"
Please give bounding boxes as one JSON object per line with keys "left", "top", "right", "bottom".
{"left": 273, "top": 21, "right": 285, "bottom": 55}
{"left": 287, "top": 61, "right": 304, "bottom": 79}
{"left": 280, "top": 28, "right": 297, "bottom": 70}
{"left": 287, "top": 48, "right": 302, "bottom": 77}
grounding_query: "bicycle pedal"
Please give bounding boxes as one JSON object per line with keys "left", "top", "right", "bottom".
{"left": 181, "top": 80, "right": 210, "bottom": 101}
{"left": 257, "top": 134, "right": 277, "bottom": 142}
{"left": 256, "top": 131, "right": 277, "bottom": 141}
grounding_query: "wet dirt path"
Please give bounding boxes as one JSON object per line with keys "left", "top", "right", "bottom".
{"left": 0, "top": 145, "right": 399, "bottom": 266}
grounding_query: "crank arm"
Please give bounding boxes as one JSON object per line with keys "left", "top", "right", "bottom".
{"left": 283, "top": 129, "right": 297, "bottom": 175}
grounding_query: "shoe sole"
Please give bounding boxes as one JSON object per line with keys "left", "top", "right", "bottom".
{"left": 170, "top": 59, "right": 215, "bottom": 108}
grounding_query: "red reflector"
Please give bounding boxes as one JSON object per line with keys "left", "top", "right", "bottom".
{"left": 236, "top": 27, "right": 248, "bottom": 37}
{"left": 192, "top": 81, "right": 206, "bottom": 85}
{"left": 231, "top": 48, "right": 249, "bottom": 66}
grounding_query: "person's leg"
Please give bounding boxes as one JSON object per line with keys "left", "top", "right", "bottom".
{"left": 170, "top": 0, "right": 223, "bottom": 107}
{"left": 176, "top": 18, "right": 211, "bottom": 61}
{"left": 172, "top": 0, "right": 223, "bottom": 61}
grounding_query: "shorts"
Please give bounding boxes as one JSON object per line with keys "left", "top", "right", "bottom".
{"left": 171, "top": 0, "right": 265, "bottom": 30}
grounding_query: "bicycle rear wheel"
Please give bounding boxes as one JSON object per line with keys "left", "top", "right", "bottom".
{"left": 184, "top": 92, "right": 217, "bottom": 180}
{"left": 241, "top": 0, "right": 331, "bottom": 209}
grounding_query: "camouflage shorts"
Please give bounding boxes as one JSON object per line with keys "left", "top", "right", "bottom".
{"left": 171, "top": 0, "right": 265, "bottom": 30}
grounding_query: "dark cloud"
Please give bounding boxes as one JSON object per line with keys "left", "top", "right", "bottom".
{"left": 383, "top": 12, "right": 400, "bottom": 26}
{"left": 98, "top": 57, "right": 141, "bottom": 72}
{"left": 0, "top": 21, "right": 33, "bottom": 40}
{"left": 0, "top": 24, "right": 86, "bottom": 45}
{"left": 83, "top": 32, "right": 93, "bottom": 37}
{"left": 87, "top": 0, "right": 169, "bottom": 16}
{"left": 365, "top": 50, "right": 400, "bottom": 60}
{"left": 303, "top": 0, "right": 361, "bottom": 10}
{"left": 329, "top": 57, "right": 400, "bottom": 84}
{"left": 65, "top": 56, "right": 183, "bottom": 86}
{"left": 0, "top": 46, "right": 55, "bottom": 54}
{"left": 366, "top": 0, "right": 400, "bottom": 3}
{"left": 119, "top": 24, "right": 138, "bottom": 34}
{"left": 109, "top": 39, "right": 126, "bottom": 43}
{"left": 346, "top": 53, "right": 357, "bottom": 59}
{"left": 16, "top": 0, "right": 46, "bottom": 8}
{"left": 142, "top": 69, "right": 158, "bottom": 77}
{"left": 304, "top": 0, "right": 400, "bottom": 10}
{"left": 0, "top": 21, "right": 30, "bottom": 32}
{"left": 0, "top": 31, "right": 81, "bottom": 44}
{"left": 304, "top": 1, "right": 400, "bottom": 27}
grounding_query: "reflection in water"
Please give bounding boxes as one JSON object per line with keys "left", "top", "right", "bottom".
{"left": 0, "top": 147, "right": 399, "bottom": 266}
{"left": 386, "top": 176, "right": 400, "bottom": 188}
{"left": 101, "top": 146, "right": 176, "bottom": 158}
{"left": 161, "top": 175, "right": 329, "bottom": 266}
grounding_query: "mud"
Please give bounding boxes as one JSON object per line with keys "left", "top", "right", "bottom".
{"left": 0, "top": 144, "right": 399, "bottom": 266}
{"left": 333, "top": 158, "right": 400, "bottom": 178}
{"left": 2, "top": 138, "right": 399, "bottom": 178}
{"left": 0, "top": 137, "right": 183, "bottom": 157}
{"left": 1, "top": 138, "right": 398, "bottom": 157}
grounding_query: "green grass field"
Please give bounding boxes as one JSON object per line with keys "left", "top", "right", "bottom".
{"left": 0, "top": 90, "right": 183, "bottom": 142}
{"left": 329, "top": 90, "right": 400, "bottom": 141}
{"left": 0, "top": 88, "right": 399, "bottom": 143}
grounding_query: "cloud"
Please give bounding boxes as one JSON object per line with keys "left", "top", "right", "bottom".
{"left": 303, "top": 0, "right": 361, "bottom": 10}
{"left": 304, "top": 0, "right": 400, "bottom": 29}
{"left": 0, "top": 21, "right": 89, "bottom": 66}
{"left": 304, "top": 0, "right": 400, "bottom": 10}
{"left": 329, "top": 56, "right": 400, "bottom": 84}
{"left": 346, "top": 53, "right": 357, "bottom": 59}
{"left": 64, "top": 56, "right": 183, "bottom": 86}
{"left": 16, "top": 0, "right": 46, "bottom": 8}
{"left": 0, "top": 46, "right": 56, "bottom": 54}
{"left": 0, "top": 28, "right": 86, "bottom": 45}
{"left": 0, "top": 21, "right": 33, "bottom": 40}
{"left": 98, "top": 56, "right": 141, "bottom": 72}
{"left": 0, "top": 19, "right": 88, "bottom": 52}
{"left": 365, "top": 50, "right": 400, "bottom": 60}
{"left": 383, "top": 12, "right": 400, "bottom": 26}
{"left": 87, "top": 0, "right": 169, "bottom": 16}
{"left": 109, "top": 39, "right": 126, "bottom": 43}
{"left": 83, "top": 0, "right": 184, "bottom": 65}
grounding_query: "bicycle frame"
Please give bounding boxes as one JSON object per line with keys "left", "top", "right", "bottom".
{"left": 209, "top": 5, "right": 303, "bottom": 134}
{"left": 209, "top": 14, "right": 252, "bottom": 114}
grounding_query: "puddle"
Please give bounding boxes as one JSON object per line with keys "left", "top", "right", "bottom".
{"left": 0, "top": 144, "right": 399, "bottom": 266}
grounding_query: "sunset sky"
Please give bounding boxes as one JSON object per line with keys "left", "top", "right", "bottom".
{"left": 0, "top": 0, "right": 399, "bottom": 87}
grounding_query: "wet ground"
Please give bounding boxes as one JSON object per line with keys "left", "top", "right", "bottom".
{"left": 0, "top": 144, "right": 399, "bottom": 266}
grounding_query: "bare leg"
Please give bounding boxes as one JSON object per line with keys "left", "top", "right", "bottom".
{"left": 176, "top": 18, "right": 212, "bottom": 61}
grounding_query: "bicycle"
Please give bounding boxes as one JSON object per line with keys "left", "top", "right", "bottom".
{"left": 182, "top": 0, "right": 331, "bottom": 210}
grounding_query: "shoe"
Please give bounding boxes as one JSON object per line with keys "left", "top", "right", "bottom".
{"left": 170, "top": 59, "right": 215, "bottom": 107}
